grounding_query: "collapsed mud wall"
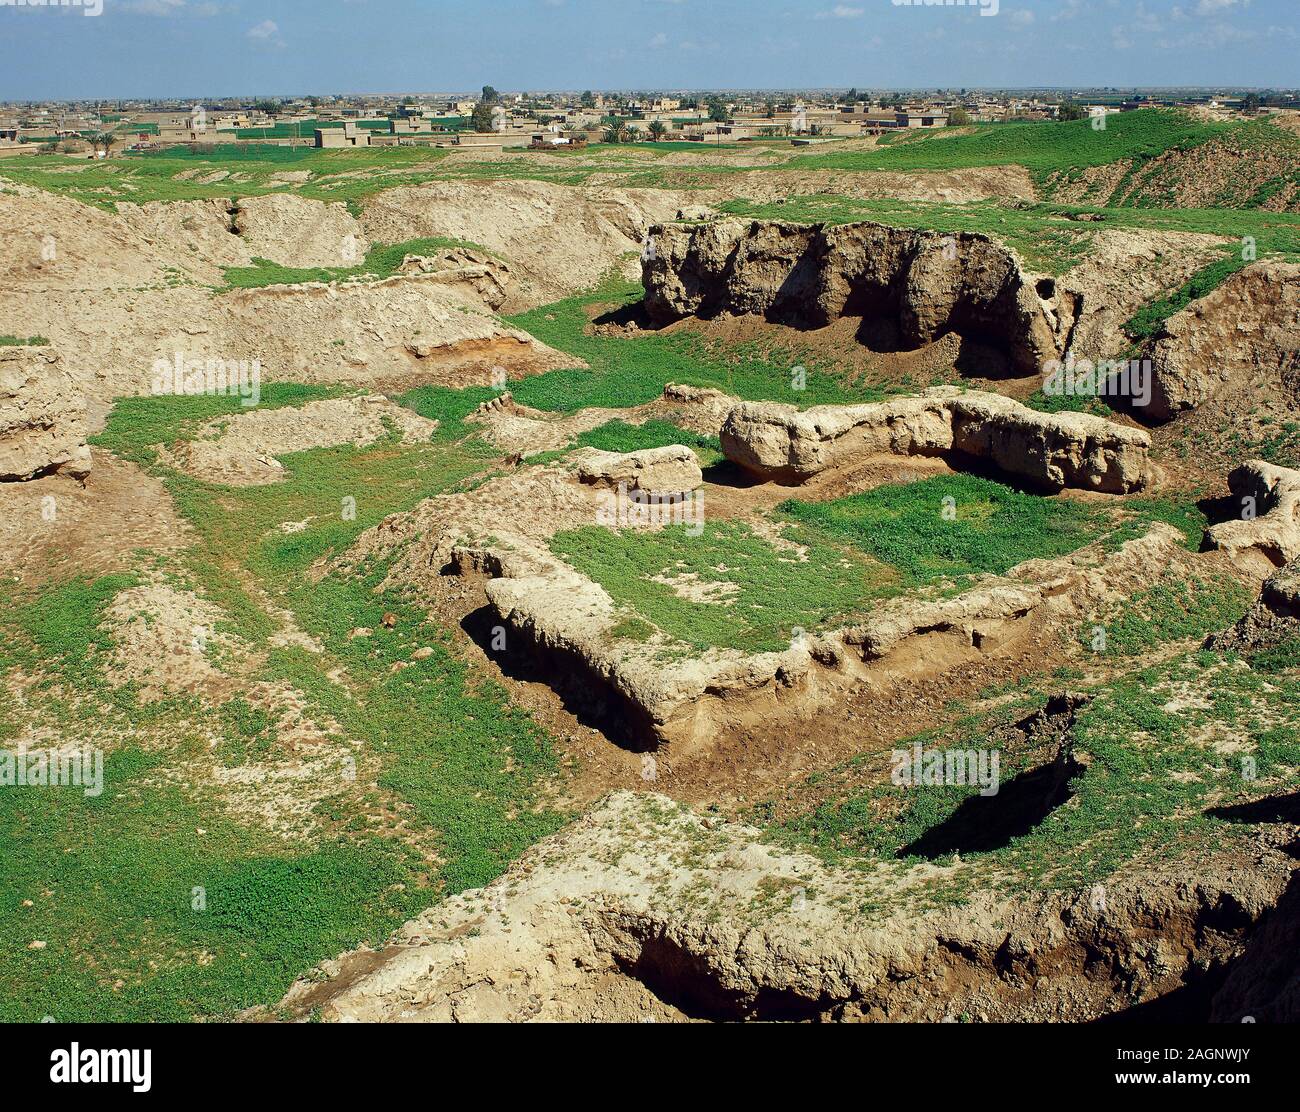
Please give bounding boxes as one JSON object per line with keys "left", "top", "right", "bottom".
{"left": 1143, "top": 260, "right": 1300, "bottom": 423}
{"left": 1207, "top": 459, "right": 1300, "bottom": 574}
{"left": 719, "top": 387, "right": 1153, "bottom": 492}
{"left": 0, "top": 345, "right": 91, "bottom": 483}
{"left": 642, "top": 219, "right": 1065, "bottom": 375}
{"left": 273, "top": 790, "right": 1296, "bottom": 1024}
{"left": 484, "top": 523, "right": 1195, "bottom": 753}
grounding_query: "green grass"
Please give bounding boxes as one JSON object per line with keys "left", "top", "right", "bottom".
{"left": 550, "top": 520, "right": 890, "bottom": 652}
{"left": 548, "top": 474, "right": 1137, "bottom": 654}
{"left": 0, "top": 335, "right": 49, "bottom": 347}
{"left": 218, "top": 236, "right": 495, "bottom": 291}
{"left": 779, "top": 475, "right": 1111, "bottom": 587}
{"left": 1111, "top": 495, "right": 1211, "bottom": 551}
{"left": 88, "top": 382, "right": 344, "bottom": 467}
{"left": 1083, "top": 577, "right": 1253, "bottom": 656}
{"left": 791, "top": 110, "right": 1230, "bottom": 182}
{"left": 0, "top": 384, "right": 568, "bottom": 1020}
{"left": 769, "top": 648, "right": 1300, "bottom": 890}
{"left": 528, "top": 418, "right": 724, "bottom": 468}
{"left": 97, "top": 392, "right": 566, "bottom": 881}
{"left": 0, "top": 746, "right": 428, "bottom": 1022}
{"left": 1123, "top": 254, "right": 1251, "bottom": 343}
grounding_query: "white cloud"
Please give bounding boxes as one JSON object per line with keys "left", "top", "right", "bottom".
{"left": 815, "top": 5, "right": 864, "bottom": 19}
{"left": 1009, "top": 10, "right": 1035, "bottom": 25}
{"left": 649, "top": 32, "right": 668, "bottom": 48}
{"left": 1156, "top": 20, "right": 1259, "bottom": 47}
{"left": 1196, "top": 0, "right": 1247, "bottom": 13}
{"left": 246, "top": 20, "right": 283, "bottom": 46}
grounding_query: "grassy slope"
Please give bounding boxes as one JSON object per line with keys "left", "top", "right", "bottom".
{"left": 0, "top": 388, "right": 563, "bottom": 1021}
{"left": 767, "top": 641, "right": 1291, "bottom": 899}
{"left": 217, "top": 235, "right": 497, "bottom": 291}
{"left": 789, "top": 110, "right": 1230, "bottom": 182}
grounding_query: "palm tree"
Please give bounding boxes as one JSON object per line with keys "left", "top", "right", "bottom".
{"left": 89, "top": 130, "right": 117, "bottom": 158}
{"left": 648, "top": 119, "right": 668, "bottom": 142}
{"left": 602, "top": 122, "right": 631, "bottom": 144}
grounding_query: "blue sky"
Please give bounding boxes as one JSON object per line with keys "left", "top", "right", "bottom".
{"left": 0, "top": 0, "right": 1294, "bottom": 101}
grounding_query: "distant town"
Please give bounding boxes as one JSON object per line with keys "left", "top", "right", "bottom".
{"left": 3, "top": 86, "right": 1297, "bottom": 158}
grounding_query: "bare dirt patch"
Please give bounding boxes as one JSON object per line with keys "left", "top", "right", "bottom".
{"left": 0, "top": 450, "right": 189, "bottom": 585}
{"left": 159, "top": 394, "right": 440, "bottom": 486}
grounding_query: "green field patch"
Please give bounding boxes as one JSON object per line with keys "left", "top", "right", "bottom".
{"left": 0, "top": 742, "right": 428, "bottom": 1021}
{"left": 779, "top": 475, "right": 1111, "bottom": 587}
{"left": 768, "top": 649, "right": 1300, "bottom": 891}
{"left": 550, "top": 520, "right": 892, "bottom": 652}
{"left": 1082, "top": 577, "right": 1253, "bottom": 656}
{"left": 790, "top": 110, "right": 1230, "bottom": 182}
{"left": 527, "top": 418, "right": 724, "bottom": 468}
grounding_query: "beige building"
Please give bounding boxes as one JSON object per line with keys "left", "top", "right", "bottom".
{"left": 314, "top": 121, "right": 368, "bottom": 148}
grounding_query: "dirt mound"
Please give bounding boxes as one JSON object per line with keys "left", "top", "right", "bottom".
{"left": 643, "top": 219, "right": 1064, "bottom": 376}
{"left": 115, "top": 198, "right": 256, "bottom": 279}
{"left": 103, "top": 580, "right": 246, "bottom": 703}
{"left": 1145, "top": 260, "right": 1300, "bottom": 422}
{"left": 720, "top": 387, "right": 1153, "bottom": 493}
{"left": 1053, "top": 226, "right": 1230, "bottom": 361}
{"left": 0, "top": 182, "right": 369, "bottom": 288}
{"left": 574, "top": 444, "right": 702, "bottom": 492}
{"left": 5, "top": 278, "right": 574, "bottom": 415}
{"left": 358, "top": 180, "right": 687, "bottom": 309}
{"left": 700, "top": 165, "right": 1038, "bottom": 206}
{"left": 395, "top": 245, "right": 514, "bottom": 311}
{"left": 159, "top": 395, "right": 440, "bottom": 486}
{"left": 482, "top": 523, "right": 1195, "bottom": 752}
{"left": 0, "top": 178, "right": 204, "bottom": 289}
{"left": 1209, "top": 558, "right": 1300, "bottom": 654}
{"left": 0, "top": 345, "right": 91, "bottom": 482}
{"left": 273, "top": 790, "right": 1293, "bottom": 1023}
{"left": 231, "top": 194, "right": 369, "bottom": 270}
{"left": 1211, "top": 870, "right": 1300, "bottom": 1023}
